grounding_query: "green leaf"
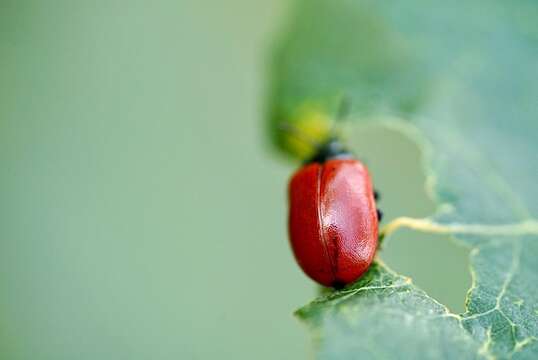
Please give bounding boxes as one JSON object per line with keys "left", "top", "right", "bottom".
{"left": 269, "top": 0, "right": 538, "bottom": 358}
{"left": 297, "top": 262, "right": 484, "bottom": 359}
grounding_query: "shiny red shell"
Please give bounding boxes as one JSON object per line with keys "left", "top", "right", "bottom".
{"left": 288, "top": 159, "right": 378, "bottom": 288}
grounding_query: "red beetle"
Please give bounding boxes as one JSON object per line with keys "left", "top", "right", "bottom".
{"left": 288, "top": 139, "right": 381, "bottom": 288}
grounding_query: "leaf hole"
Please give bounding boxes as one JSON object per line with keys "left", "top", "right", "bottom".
{"left": 347, "top": 122, "right": 470, "bottom": 313}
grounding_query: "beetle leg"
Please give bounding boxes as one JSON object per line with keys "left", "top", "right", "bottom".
{"left": 373, "top": 189, "right": 380, "bottom": 200}
{"left": 376, "top": 209, "right": 383, "bottom": 222}
{"left": 332, "top": 281, "right": 346, "bottom": 290}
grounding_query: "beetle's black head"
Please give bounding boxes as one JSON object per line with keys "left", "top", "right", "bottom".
{"left": 305, "top": 137, "right": 354, "bottom": 164}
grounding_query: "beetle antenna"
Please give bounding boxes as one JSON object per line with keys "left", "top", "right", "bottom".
{"left": 329, "top": 95, "right": 352, "bottom": 138}
{"left": 336, "top": 95, "right": 351, "bottom": 122}
{"left": 278, "top": 122, "right": 321, "bottom": 150}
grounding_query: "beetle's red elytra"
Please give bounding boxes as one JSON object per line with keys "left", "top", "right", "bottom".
{"left": 288, "top": 141, "right": 379, "bottom": 288}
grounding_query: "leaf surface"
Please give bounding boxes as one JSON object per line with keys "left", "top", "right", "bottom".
{"left": 269, "top": 0, "right": 538, "bottom": 358}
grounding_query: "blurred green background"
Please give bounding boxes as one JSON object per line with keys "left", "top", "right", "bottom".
{"left": 1, "top": 1, "right": 469, "bottom": 359}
